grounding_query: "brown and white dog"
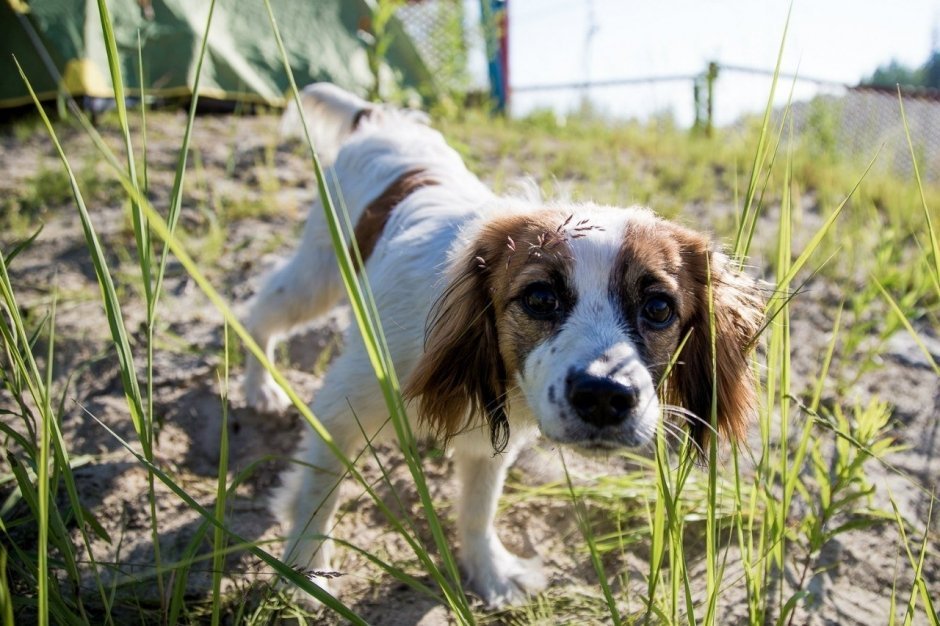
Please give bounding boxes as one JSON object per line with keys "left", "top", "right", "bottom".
{"left": 243, "top": 84, "right": 763, "bottom": 607}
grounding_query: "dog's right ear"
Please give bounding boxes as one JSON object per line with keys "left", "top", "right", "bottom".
{"left": 403, "top": 249, "right": 509, "bottom": 451}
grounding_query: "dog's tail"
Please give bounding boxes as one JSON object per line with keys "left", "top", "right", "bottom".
{"left": 279, "top": 83, "right": 377, "bottom": 166}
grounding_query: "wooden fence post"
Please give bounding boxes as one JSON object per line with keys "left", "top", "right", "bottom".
{"left": 706, "top": 61, "right": 719, "bottom": 136}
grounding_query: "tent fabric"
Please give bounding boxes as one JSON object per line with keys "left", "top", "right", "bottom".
{"left": 1, "top": 0, "right": 432, "bottom": 109}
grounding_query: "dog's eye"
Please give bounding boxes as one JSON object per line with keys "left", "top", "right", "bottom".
{"left": 641, "top": 296, "right": 674, "bottom": 328}
{"left": 521, "top": 283, "right": 559, "bottom": 319}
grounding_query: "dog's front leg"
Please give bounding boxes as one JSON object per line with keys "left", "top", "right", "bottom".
{"left": 452, "top": 432, "right": 547, "bottom": 607}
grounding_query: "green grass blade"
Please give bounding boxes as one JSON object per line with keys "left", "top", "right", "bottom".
{"left": 775, "top": 120, "right": 794, "bottom": 609}
{"left": 732, "top": 2, "right": 791, "bottom": 260}
{"left": 0, "top": 179, "right": 70, "bottom": 626}
{"left": 36, "top": 288, "right": 56, "bottom": 626}
{"left": 874, "top": 279, "right": 940, "bottom": 375}
{"left": 740, "top": 71, "right": 799, "bottom": 265}
{"left": 897, "top": 87, "right": 940, "bottom": 296}
{"left": 774, "top": 148, "right": 880, "bottom": 291}
{"left": 137, "top": 30, "right": 149, "bottom": 194}
{"left": 135, "top": 8, "right": 217, "bottom": 604}
{"left": 702, "top": 254, "right": 719, "bottom": 625}
{"left": 561, "top": 454, "right": 622, "bottom": 625}
{"left": 94, "top": 0, "right": 151, "bottom": 304}
{"left": 211, "top": 323, "right": 231, "bottom": 626}
{"left": 151, "top": 0, "right": 218, "bottom": 313}
{"left": 890, "top": 494, "right": 935, "bottom": 626}
{"left": 919, "top": 579, "right": 939, "bottom": 626}
{"left": 1, "top": 239, "right": 113, "bottom": 626}
{"left": 783, "top": 303, "right": 842, "bottom": 519}
{"left": 0, "top": 548, "right": 12, "bottom": 626}
{"left": 155, "top": 6, "right": 219, "bottom": 620}
{"left": 4, "top": 224, "right": 44, "bottom": 266}
{"left": 809, "top": 302, "right": 842, "bottom": 413}
{"left": 775, "top": 591, "right": 808, "bottom": 626}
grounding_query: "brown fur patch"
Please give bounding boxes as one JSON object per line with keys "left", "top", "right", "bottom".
{"left": 403, "top": 210, "right": 577, "bottom": 450}
{"left": 352, "top": 170, "right": 437, "bottom": 271}
{"left": 612, "top": 220, "right": 763, "bottom": 450}
{"left": 611, "top": 220, "right": 687, "bottom": 378}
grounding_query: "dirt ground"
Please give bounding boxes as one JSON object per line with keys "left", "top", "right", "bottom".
{"left": 1, "top": 110, "right": 938, "bottom": 625}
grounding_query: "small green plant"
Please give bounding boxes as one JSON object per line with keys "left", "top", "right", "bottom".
{"left": 802, "top": 96, "right": 843, "bottom": 164}
{"left": 364, "top": 0, "right": 406, "bottom": 102}
{"left": 784, "top": 399, "right": 900, "bottom": 622}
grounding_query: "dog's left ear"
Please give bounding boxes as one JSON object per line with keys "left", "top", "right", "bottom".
{"left": 666, "top": 226, "right": 764, "bottom": 450}
{"left": 403, "top": 249, "right": 509, "bottom": 451}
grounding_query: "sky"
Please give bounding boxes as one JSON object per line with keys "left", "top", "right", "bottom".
{"left": 467, "top": 0, "right": 940, "bottom": 126}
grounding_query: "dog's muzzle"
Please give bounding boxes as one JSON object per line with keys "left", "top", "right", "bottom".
{"left": 565, "top": 369, "right": 641, "bottom": 428}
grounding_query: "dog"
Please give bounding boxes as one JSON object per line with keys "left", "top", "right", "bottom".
{"left": 243, "top": 83, "right": 763, "bottom": 607}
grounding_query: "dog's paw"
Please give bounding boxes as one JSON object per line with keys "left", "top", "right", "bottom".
{"left": 276, "top": 574, "right": 332, "bottom": 612}
{"left": 463, "top": 543, "right": 547, "bottom": 608}
{"left": 244, "top": 374, "right": 291, "bottom": 413}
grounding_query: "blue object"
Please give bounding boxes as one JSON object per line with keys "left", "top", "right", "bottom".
{"left": 481, "top": 0, "right": 507, "bottom": 112}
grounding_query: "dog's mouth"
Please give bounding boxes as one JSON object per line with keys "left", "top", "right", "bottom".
{"left": 543, "top": 427, "right": 653, "bottom": 452}
{"left": 571, "top": 439, "right": 623, "bottom": 455}
{"left": 576, "top": 437, "right": 644, "bottom": 451}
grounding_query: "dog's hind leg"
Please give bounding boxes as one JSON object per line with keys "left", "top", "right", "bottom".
{"left": 243, "top": 84, "right": 377, "bottom": 413}
{"left": 243, "top": 213, "right": 346, "bottom": 413}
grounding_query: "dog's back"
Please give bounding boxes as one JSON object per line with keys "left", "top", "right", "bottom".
{"left": 243, "top": 84, "right": 491, "bottom": 412}
{"left": 288, "top": 83, "right": 487, "bottom": 255}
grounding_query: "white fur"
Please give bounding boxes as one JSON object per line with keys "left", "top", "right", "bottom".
{"left": 244, "top": 85, "right": 666, "bottom": 607}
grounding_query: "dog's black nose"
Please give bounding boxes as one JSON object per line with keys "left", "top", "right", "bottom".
{"left": 565, "top": 370, "right": 639, "bottom": 427}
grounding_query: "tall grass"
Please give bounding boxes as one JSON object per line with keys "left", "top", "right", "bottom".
{"left": 1, "top": 3, "right": 938, "bottom": 625}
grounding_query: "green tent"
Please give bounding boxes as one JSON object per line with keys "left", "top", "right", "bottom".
{"left": 1, "top": 0, "right": 432, "bottom": 109}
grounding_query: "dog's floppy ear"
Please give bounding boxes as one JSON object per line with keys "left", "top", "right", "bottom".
{"left": 403, "top": 250, "right": 509, "bottom": 451}
{"left": 666, "top": 228, "right": 764, "bottom": 450}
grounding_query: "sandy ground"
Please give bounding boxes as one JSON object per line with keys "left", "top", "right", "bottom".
{"left": 0, "top": 111, "right": 937, "bottom": 625}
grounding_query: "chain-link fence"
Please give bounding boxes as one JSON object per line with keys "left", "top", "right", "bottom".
{"left": 745, "top": 79, "right": 940, "bottom": 182}
{"left": 396, "top": 0, "right": 476, "bottom": 96}
{"left": 513, "top": 63, "right": 940, "bottom": 182}
{"left": 792, "top": 86, "right": 940, "bottom": 182}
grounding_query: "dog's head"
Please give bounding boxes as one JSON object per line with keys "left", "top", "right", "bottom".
{"left": 405, "top": 205, "right": 763, "bottom": 453}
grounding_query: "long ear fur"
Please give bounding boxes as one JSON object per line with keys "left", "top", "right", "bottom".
{"left": 667, "top": 231, "right": 764, "bottom": 450}
{"left": 403, "top": 253, "right": 509, "bottom": 451}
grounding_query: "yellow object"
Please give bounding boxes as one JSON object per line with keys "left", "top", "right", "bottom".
{"left": 6, "top": 0, "right": 30, "bottom": 14}
{"left": 60, "top": 58, "right": 112, "bottom": 98}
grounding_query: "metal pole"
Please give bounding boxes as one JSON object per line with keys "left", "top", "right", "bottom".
{"left": 501, "top": 0, "right": 509, "bottom": 111}
{"left": 480, "top": 0, "right": 508, "bottom": 113}
{"left": 706, "top": 61, "right": 719, "bottom": 136}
